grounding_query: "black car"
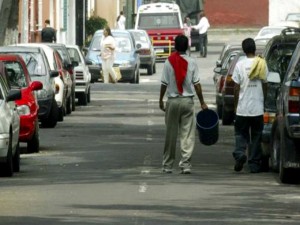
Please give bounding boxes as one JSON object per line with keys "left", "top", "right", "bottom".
{"left": 260, "top": 27, "right": 300, "bottom": 183}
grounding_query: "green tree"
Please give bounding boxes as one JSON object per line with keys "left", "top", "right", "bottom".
{"left": 85, "top": 16, "right": 107, "bottom": 45}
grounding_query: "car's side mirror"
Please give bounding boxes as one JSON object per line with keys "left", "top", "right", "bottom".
{"left": 267, "top": 72, "right": 281, "bottom": 83}
{"left": 50, "top": 70, "right": 59, "bottom": 78}
{"left": 85, "top": 60, "right": 94, "bottom": 65}
{"left": 214, "top": 67, "right": 222, "bottom": 74}
{"left": 30, "top": 81, "right": 43, "bottom": 91}
{"left": 136, "top": 43, "right": 142, "bottom": 49}
{"left": 216, "top": 60, "right": 222, "bottom": 67}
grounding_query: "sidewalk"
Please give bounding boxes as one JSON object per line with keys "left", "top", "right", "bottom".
{"left": 208, "top": 28, "right": 260, "bottom": 45}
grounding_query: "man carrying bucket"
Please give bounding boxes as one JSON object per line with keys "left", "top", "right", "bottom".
{"left": 159, "top": 35, "right": 208, "bottom": 174}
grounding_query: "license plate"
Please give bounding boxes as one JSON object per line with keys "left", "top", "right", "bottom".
{"left": 155, "top": 49, "right": 164, "bottom": 53}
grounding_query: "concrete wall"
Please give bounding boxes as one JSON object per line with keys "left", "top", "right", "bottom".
{"left": 94, "top": 0, "right": 118, "bottom": 29}
{"left": 204, "top": 0, "right": 269, "bottom": 28}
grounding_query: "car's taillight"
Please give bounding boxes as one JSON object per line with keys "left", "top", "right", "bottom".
{"left": 219, "top": 76, "right": 225, "bottom": 93}
{"left": 288, "top": 87, "right": 300, "bottom": 113}
{"left": 55, "top": 84, "right": 60, "bottom": 94}
{"left": 263, "top": 112, "right": 276, "bottom": 124}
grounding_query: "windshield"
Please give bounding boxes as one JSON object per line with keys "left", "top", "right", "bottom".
{"left": 4, "top": 61, "right": 27, "bottom": 88}
{"left": 91, "top": 34, "right": 133, "bottom": 53}
{"left": 131, "top": 32, "right": 150, "bottom": 48}
{"left": 18, "top": 52, "right": 47, "bottom": 76}
{"left": 138, "top": 13, "right": 180, "bottom": 29}
{"left": 68, "top": 48, "right": 81, "bottom": 64}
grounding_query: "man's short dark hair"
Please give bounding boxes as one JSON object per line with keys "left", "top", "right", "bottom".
{"left": 175, "top": 35, "right": 188, "bottom": 52}
{"left": 45, "top": 19, "right": 50, "bottom": 24}
{"left": 242, "top": 38, "right": 256, "bottom": 54}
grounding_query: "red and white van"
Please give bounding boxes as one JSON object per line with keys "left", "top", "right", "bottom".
{"left": 135, "top": 2, "right": 184, "bottom": 60}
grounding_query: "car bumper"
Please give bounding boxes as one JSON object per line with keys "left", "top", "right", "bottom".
{"left": 88, "top": 65, "right": 101, "bottom": 82}
{"left": 19, "top": 114, "right": 37, "bottom": 142}
{"left": 287, "top": 115, "right": 300, "bottom": 138}
{"left": 75, "top": 81, "right": 89, "bottom": 93}
{"left": 119, "top": 67, "right": 135, "bottom": 81}
{"left": 139, "top": 56, "right": 153, "bottom": 68}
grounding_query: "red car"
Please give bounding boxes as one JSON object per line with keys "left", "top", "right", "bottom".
{"left": 0, "top": 54, "right": 43, "bottom": 153}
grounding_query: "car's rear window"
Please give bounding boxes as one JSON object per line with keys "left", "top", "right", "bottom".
{"left": 91, "top": 34, "right": 133, "bottom": 53}
{"left": 138, "top": 13, "right": 180, "bottom": 29}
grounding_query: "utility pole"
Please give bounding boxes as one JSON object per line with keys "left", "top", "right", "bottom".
{"left": 125, "top": 0, "right": 134, "bottom": 29}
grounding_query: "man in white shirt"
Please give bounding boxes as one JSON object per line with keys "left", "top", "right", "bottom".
{"left": 116, "top": 11, "right": 126, "bottom": 30}
{"left": 192, "top": 10, "right": 210, "bottom": 57}
{"left": 232, "top": 38, "right": 268, "bottom": 173}
{"left": 159, "top": 35, "right": 208, "bottom": 174}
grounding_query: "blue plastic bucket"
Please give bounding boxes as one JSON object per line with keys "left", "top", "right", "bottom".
{"left": 196, "top": 109, "right": 219, "bottom": 146}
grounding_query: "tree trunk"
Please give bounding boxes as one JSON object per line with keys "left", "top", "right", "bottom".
{"left": 0, "top": 0, "right": 19, "bottom": 46}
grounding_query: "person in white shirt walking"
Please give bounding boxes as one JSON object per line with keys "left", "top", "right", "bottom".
{"left": 116, "top": 11, "right": 126, "bottom": 30}
{"left": 232, "top": 38, "right": 268, "bottom": 173}
{"left": 192, "top": 10, "right": 210, "bottom": 57}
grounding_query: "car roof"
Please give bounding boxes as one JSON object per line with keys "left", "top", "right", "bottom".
{"left": 0, "top": 45, "right": 41, "bottom": 53}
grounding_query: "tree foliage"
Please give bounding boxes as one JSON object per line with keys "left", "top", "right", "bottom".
{"left": 86, "top": 16, "right": 108, "bottom": 37}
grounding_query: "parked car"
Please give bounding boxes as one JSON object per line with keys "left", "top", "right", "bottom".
{"left": 0, "top": 45, "right": 59, "bottom": 128}
{"left": 66, "top": 44, "right": 91, "bottom": 105}
{"left": 128, "top": 29, "right": 156, "bottom": 75}
{"left": 85, "top": 29, "right": 141, "bottom": 84}
{"left": 0, "top": 54, "right": 43, "bottom": 153}
{"left": 44, "top": 43, "right": 76, "bottom": 111}
{"left": 0, "top": 61, "right": 21, "bottom": 177}
{"left": 16, "top": 43, "right": 71, "bottom": 122}
{"left": 260, "top": 27, "right": 300, "bottom": 182}
{"left": 254, "top": 26, "right": 286, "bottom": 44}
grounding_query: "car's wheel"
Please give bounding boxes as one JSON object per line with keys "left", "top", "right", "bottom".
{"left": 78, "top": 92, "right": 87, "bottom": 106}
{"left": 130, "top": 67, "right": 140, "bottom": 84}
{"left": 71, "top": 87, "right": 76, "bottom": 111}
{"left": 41, "top": 99, "right": 58, "bottom": 128}
{"left": 222, "top": 107, "right": 234, "bottom": 125}
{"left": 147, "top": 64, "right": 153, "bottom": 75}
{"left": 0, "top": 136, "right": 13, "bottom": 177}
{"left": 27, "top": 121, "right": 39, "bottom": 153}
{"left": 87, "top": 88, "right": 91, "bottom": 103}
{"left": 153, "top": 63, "right": 156, "bottom": 74}
{"left": 279, "top": 127, "right": 300, "bottom": 184}
{"left": 66, "top": 95, "right": 72, "bottom": 115}
{"left": 270, "top": 124, "right": 280, "bottom": 172}
{"left": 13, "top": 142, "right": 20, "bottom": 172}
{"left": 58, "top": 106, "right": 64, "bottom": 122}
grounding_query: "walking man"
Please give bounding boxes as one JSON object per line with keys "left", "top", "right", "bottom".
{"left": 232, "top": 38, "right": 268, "bottom": 173}
{"left": 41, "top": 19, "right": 56, "bottom": 43}
{"left": 159, "top": 35, "right": 208, "bottom": 174}
{"left": 192, "top": 11, "right": 210, "bottom": 57}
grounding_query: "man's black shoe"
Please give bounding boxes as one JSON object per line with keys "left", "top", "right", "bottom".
{"left": 234, "top": 155, "right": 247, "bottom": 172}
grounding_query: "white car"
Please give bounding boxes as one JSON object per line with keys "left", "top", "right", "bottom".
{"left": 66, "top": 45, "right": 91, "bottom": 105}
{"left": 0, "top": 62, "right": 21, "bottom": 177}
{"left": 16, "top": 43, "right": 71, "bottom": 121}
{"left": 254, "top": 26, "right": 286, "bottom": 44}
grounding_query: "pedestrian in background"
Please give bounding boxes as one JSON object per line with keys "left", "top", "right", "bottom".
{"left": 232, "top": 38, "right": 268, "bottom": 173}
{"left": 159, "top": 35, "right": 208, "bottom": 174}
{"left": 100, "top": 26, "right": 117, "bottom": 83}
{"left": 192, "top": 10, "right": 210, "bottom": 58}
{"left": 41, "top": 19, "right": 56, "bottom": 43}
{"left": 183, "top": 16, "right": 192, "bottom": 56}
{"left": 116, "top": 11, "right": 126, "bottom": 30}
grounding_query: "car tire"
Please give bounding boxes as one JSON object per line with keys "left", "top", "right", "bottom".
{"left": 270, "top": 123, "right": 280, "bottom": 172}
{"left": 78, "top": 92, "right": 87, "bottom": 106}
{"left": 0, "top": 136, "right": 13, "bottom": 177}
{"left": 279, "top": 127, "right": 300, "bottom": 184}
{"left": 71, "top": 87, "right": 76, "bottom": 111}
{"left": 153, "top": 63, "right": 156, "bottom": 74}
{"left": 130, "top": 68, "right": 139, "bottom": 84}
{"left": 222, "top": 107, "right": 233, "bottom": 125}
{"left": 27, "top": 121, "right": 40, "bottom": 153}
{"left": 13, "top": 142, "right": 20, "bottom": 172}
{"left": 41, "top": 99, "right": 58, "bottom": 128}
{"left": 147, "top": 64, "right": 153, "bottom": 75}
{"left": 58, "top": 106, "right": 64, "bottom": 122}
{"left": 66, "top": 95, "right": 72, "bottom": 115}
{"left": 87, "top": 87, "right": 91, "bottom": 103}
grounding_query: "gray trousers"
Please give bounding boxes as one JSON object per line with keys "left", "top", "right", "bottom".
{"left": 163, "top": 97, "right": 195, "bottom": 169}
